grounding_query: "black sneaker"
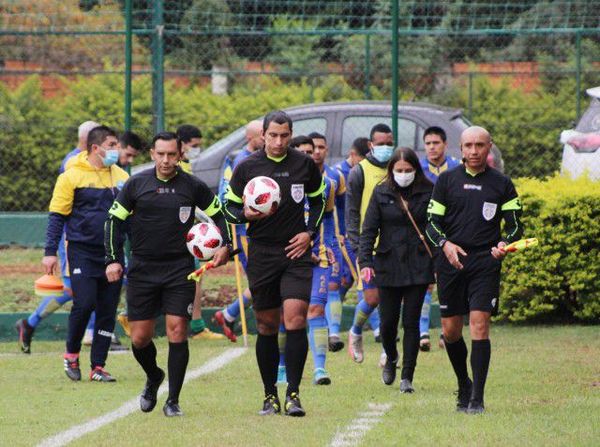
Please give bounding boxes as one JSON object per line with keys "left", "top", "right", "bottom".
{"left": 63, "top": 355, "right": 81, "bottom": 381}
{"left": 15, "top": 319, "right": 35, "bottom": 354}
{"left": 90, "top": 366, "right": 117, "bottom": 382}
{"left": 419, "top": 334, "right": 431, "bottom": 352}
{"left": 400, "top": 379, "right": 415, "bottom": 393}
{"left": 284, "top": 392, "right": 305, "bottom": 417}
{"left": 456, "top": 378, "right": 473, "bottom": 413}
{"left": 328, "top": 335, "right": 344, "bottom": 352}
{"left": 258, "top": 394, "right": 281, "bottom": 416}
{"left": 467, "top": 399, "right": 485, "bottom": 415}
{"left": 163, "top": 399, "right": 184, "bottom": 417}
{"left": 382, "top": 357, "right": 398, "bottom": 385}
{"left": 140, "top": 368, "right": 165, "bottom": 413}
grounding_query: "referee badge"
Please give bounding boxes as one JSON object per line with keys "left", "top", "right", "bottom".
{"left": 482, "top": 202, "right": 497, "bottom": 221}
{"left": 291, "top": 184, "right": 304, "bottom": 203}
{"left": 179, "top": 206, "right": 192, "bottom": 223}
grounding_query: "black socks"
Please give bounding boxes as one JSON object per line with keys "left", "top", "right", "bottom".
{"left": 470, "top": 339, "right": 491, "bottom": 403}
{"left": 256, "top": 333, "right": 279, "bottom": 396}
{"left": 285, "top": 328, "right": 308, "bottom": 396}
{"left": 445, "top": 337, "right": 470, "bottom": 386}
{"left": 167, "top": 341, "right": 189, "bottom": 403}
{"left": 132, "top": 341, "right": 162, "bottom": 381}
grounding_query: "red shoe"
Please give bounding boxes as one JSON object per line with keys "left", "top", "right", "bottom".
{"left": 213, "top": 310, "right": 237, "bottom": 342}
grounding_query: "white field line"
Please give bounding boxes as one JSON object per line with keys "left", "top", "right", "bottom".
{"left": 329, "top": 402, "right": 393, "bottom": 447}
{"left": 37, "top": 347, "right": 247, "bottom": 447}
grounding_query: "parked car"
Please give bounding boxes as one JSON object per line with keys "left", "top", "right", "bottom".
{"left": 135, "top": 101, "right": 504, "bottom": 192}
{"left": 561, "top": 87, "right": 600, "bottom": 181}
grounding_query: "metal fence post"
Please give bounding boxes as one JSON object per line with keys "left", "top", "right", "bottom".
{"left": 468, "top": 71, "right": 474, "bottom": 120}
{"left": 152, "top": 0, "right": 165, "bottom": 133}
{"left": 391, "top": 0, "right": 399, "bottom": 146}
{"left": 124, "top": 0, "right": 132, "bottom": 132}
{"left": 576, "top": 30, "right": 582, "bottom": 121}
{"left": 364, "top": 34, "right": 371, "bottom": 100}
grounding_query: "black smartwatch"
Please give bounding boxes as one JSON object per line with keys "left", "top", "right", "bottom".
{"left": 306, "top": 230, "right": 317, "bottom": 240}
{"left": 438, "top": 238, "right": 448, "bottom": 248}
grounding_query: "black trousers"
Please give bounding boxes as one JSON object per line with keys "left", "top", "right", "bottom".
{"left": 379, "top": 284, "right": 428, "bottom": 380}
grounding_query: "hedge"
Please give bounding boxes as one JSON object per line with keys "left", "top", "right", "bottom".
{"left": 499, "top": 174, "right": 600, "bottom": 323}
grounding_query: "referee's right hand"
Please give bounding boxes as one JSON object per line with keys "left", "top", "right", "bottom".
{"left": 106, "top": 262, "right": 123, "bottom": 283}
{"left": 442, "top": 241, "right": 467, "bottom": 270}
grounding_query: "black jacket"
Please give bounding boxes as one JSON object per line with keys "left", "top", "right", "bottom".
{"left": 359, "top": 179, "right": 435, "bottom": 288}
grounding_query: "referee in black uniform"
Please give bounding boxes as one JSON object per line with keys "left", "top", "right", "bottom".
{"left": 426, "top": 126, "right": 523, "bottom": 414}
{"left": 104, "top": 131, "right": 231, "bottom": 417}
{"left": 224, "top": 110, "right": 325, "bottom": 417}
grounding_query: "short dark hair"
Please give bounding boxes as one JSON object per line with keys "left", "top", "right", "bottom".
{"left": 263, "top": 110, "right": 293, "bottom": 133}
{"left": 351, "top": 137, "right": 370, "bottom": 157}
{"left": 385, "top": 147, "right": 432, "bottom": 192}
{"left": 290, "top": 135, "right": 314, "bottom": 150}
{"left": 176, "top": 124, "right": 202, "bottom": 143}
{"left": 423, "top": 126, "right": 447, "bottom": 142}
{"left": 86, "top": 125, "right": 117, "bottom": 152}
{"left": 370, "top": 123, "right": 392, "bottom": 140}
{"left": 119, "top": 131, "right": 145, "bottom": 152}
{"left": 308, "top": 132, "right": 326, "bottom": 143}
{"left": 152, "top": 131, "right": 182, "bottom": 151}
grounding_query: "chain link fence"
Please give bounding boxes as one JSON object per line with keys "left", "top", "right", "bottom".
{"left": 1, "top": 0, "right": 599, "bottom": 212}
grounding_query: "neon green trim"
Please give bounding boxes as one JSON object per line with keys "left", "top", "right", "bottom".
{"left": 108, "top": 201, "right": 130, "bottom": 220}
{"left": 505, "top": 210, "right": 520, "bottom": 241}
{"left": 307, "top": 179, "right": 326, "bottom": 198}
{"left": 266, "top": 153, "right": 287, "bottom": 162}
{"left": 427, "top": 199, "right": 446, "bottom": 216}
{"left": 203, "top": 196, "right": 222, "bottom": 217}
{"left": 501, "top": 197, "right": 522, "bottom": 211}
{"left": 225, "top": 186, "right": 243, "bottom": 204}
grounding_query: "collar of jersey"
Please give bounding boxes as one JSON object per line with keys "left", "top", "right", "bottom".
{"left": 428, "top": 157, "right": 448, "bottom": 169}
{"left": 266, "top": 152, "right": 287, "bottom": 163}
{"left": 464, "top": 165, "right": 486, "bottom": 177}
{"left": 155, "top": 168, "right": 179, "bottom": 183}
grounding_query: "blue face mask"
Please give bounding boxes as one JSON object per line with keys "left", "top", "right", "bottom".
{"left": 372, "top": 145, "right": 394, "bottom": 163}
{"left": 101, "top": 149, "right": 119, "bottom": 167}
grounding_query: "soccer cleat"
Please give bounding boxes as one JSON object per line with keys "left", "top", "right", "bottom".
{"left": 63, "top": 354, "right": 81, "bottom": 381}
{"left": 213, "top": 310, "right": 237, "bottom": 343}
{"left": 419, "top": 335, "right": 431, "bottom": 352}
{"left": 467, "top": 400, "right": 485, "bottom": 415}
{"left": 328, "top": 334, "right": 344, "bottom": 352}
{"left": 284, "top": 393, "right": 305, "bottom": 417}
{"left": 90, "top": 366, "right": 117, "bottom": 382}
{"left": 109, "top": 334, "right": 129, "bottom": 351}
{"left": 400, "top": 379, "right": 415, "bottom": 393}
{"left": 456, "top": 378, "right": 473, "bottom": 413}
{"left": 140, "top": 368, "right": 165, "bottom": 413}
{"left": 258, "top": 394, "right": 281, "bottom": 416}
{"left": 82, "top": 328, "right": 94, "bottom": 346}
{"left": 313, "top": 368, "right": 331, "bottom": 385}
{"left": 15, "top": 319, "right": 35, "bottom": 354}
{"left": 348, "top": 331, "right": 364, "bottom": 363}
{"left": 378, "top": 351, "right": 387, "bottom": 368}
{"left": 163, "top": 399, "right": 184, "bottom": 417}
{"left": 374, "top": 334, "right": 382, "bottom": 343}
{"left": 382, "top": 357, "right": 397, "bottom": 385}
{"left": 117, "top": 313, "right": 131, "bottom": 337}
{"left": 191, "top": 327, "right": 226, "bottom": 340}
{"left": 276, "top": 366, "right": 288, "bottom": 386}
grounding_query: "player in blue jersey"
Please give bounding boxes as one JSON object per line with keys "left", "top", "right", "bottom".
{"left": 419, "top": 126, "right": 460, "bottom": 351}
{"left": 16, "top": 121, "right": 100, "bottom": 354}
{"left": 214, "top": 121, "right": 264, "bottom": 341}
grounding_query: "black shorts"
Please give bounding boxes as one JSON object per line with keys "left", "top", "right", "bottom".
{"left": 436, "top": 249, "right": 501, "bottom": 318}
{"left": 126, "top": 255, "right": 196, "bottom": 321}
{"left": 246, "top": 240, "right": 312, "bottom": 311}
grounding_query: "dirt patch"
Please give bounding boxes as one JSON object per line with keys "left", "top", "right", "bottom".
{"left": 201, "top": 284, "right": 238, "bottom": 307}
{"left": 0, "top": 263, "right": 40, "bottom": 274}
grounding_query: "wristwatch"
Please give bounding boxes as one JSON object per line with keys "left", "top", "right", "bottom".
{"left": 438, "top": 238, "right": 448, "bottom": 248}
{"left": 306, "top": 230, "right": 317, "bottom": 240}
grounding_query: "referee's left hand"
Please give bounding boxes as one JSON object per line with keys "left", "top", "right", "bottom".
{"left": 211, "top": 246, "right": 230, "bottom": 267}
{"left": 285, "top": 232, "right": 311, "bottom": 259}
{"left": 491, "top": 241, "right": 508, "bottom": 260}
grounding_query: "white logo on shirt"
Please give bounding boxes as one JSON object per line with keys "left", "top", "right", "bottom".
{"left": 179, "top": 206, "right": 192, "bottom": 223}
{"left": 482, "top": 202, "right": 497, "bottom": 221}
{"left": 291, "top": 184, "right": 304, "bottom": 203}
{"left": 464, "top": 184, "right": 482, "bottom": 190}
{"left": 73, "top": 268, "right": 81, "bottom": 274}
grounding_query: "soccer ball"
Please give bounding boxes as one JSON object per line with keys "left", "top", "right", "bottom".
{"left": 186, "top": 222, "right": 223, "bottom": 260}
{"left": 243, "top": 176, "right": 281, "bottom": 214}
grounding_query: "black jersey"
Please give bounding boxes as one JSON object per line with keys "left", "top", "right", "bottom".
{"left": 224, "top": 148, "right": 325, "bottom": 244}
{"left": 426, "top": 165, "right": 523, "bottom": 250}
{"left": 105, "top": 167, "right": 228, "bottom": 261}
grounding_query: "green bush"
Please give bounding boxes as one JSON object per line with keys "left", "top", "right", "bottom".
{"left": 499, "top": 175, "right": 600, "bottom": 323}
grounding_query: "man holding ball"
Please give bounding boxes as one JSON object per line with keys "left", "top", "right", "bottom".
{"left": 224, "top": 111, "right": 325, "bottom": 417}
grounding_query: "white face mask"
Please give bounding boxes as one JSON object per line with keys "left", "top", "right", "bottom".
{"left": 186, "top": 146, "right": 202, "bottom": 159}
{"left": 393, "top": 171, "right": 415, "bottom": 188}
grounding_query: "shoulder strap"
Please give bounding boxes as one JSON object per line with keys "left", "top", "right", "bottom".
{"left": 398, "top": 195, "right": 434, "bottom": 258}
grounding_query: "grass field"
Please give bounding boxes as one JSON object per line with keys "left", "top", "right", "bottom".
{"left": 1, "top": 325, "right": 599, "bottom": 446}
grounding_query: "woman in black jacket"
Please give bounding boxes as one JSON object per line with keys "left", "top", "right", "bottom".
{"left": 359, "top": 148, "right": 435, "bottom": 392}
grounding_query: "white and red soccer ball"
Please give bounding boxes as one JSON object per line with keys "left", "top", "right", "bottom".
{"left": 243, "top": 176, "right": 281, "bottom": 214}
{"left": 186, "top": 222, "right": 223, "bottom": 260}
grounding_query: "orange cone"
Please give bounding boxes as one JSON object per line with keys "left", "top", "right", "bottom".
{"left": 34, "top": 274, "right": 64, "bottom": 297}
